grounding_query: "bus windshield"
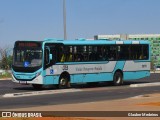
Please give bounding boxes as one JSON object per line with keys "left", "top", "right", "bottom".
{"left": 13, "top": 48, "right": 42, "bottom": 68}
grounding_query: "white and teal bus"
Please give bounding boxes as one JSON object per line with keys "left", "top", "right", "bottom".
{"left": 12, "top": 39, "right": 150, "bottom": 89}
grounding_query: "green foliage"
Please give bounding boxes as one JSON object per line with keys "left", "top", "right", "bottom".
{"left": 0, "top": 50, "right": 13, "bottom": 70}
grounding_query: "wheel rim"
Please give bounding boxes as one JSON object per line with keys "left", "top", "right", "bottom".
{"left": 113, "top": 72, "right": 123, "bottom": 86}
{"left": 116, "top": 75, "right": 121, "bottom": 84}
{"left": 60, "top": 78, "right": 67, "bottom": 86}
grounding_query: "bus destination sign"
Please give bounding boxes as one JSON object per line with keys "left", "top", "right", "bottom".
{"left": 16, "top": 42, "right": 41, "bottom": 47}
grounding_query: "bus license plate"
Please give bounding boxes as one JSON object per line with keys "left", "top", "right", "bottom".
{"left": 19, "top": 81, "right": 27, "bottom": 84}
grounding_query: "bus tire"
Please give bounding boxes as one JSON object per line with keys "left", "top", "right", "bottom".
{"left": 113, "top": 71, "right": 123, "bottom": 86}
{"left": 32, "top": 84, "right": 43, "bottom": 90}
{"left": 58, "top": 76, "right": 69, "bottom": 89}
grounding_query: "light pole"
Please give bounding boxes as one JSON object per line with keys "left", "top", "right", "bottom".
{"left": 63, "top": 0, "right": 67, "bottom": 40}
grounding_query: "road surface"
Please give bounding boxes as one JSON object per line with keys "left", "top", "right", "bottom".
{"left": 0, "top": 73, "right": 159, "bottom": 109}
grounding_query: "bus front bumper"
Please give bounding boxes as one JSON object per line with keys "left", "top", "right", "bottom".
{"left": 11, "top": 74, "right": 43, "bottom": 85}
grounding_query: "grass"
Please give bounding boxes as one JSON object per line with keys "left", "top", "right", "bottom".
{"left": 0, "top": 72, "right": 11, "bottom": 79}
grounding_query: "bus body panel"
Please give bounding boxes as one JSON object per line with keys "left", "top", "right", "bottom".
{"left": 45, "top": 62, "right": 117, "bottom": 75}
{"left": 43, "top": 60, "right": 150, "bottom": 84}
{"left": 12, "top": 61, "right": 150, "bottom": 85}
{"left": 113, "top": 61, "right": 125, "bottom": 72}
{"left": 123, "top": 61, "right": 150, "bottom": 72}
{"left": 123, "top": 61, "right": 150, "bottom": 80}
{"left": 44, "top": 75, "right": 59, "bottom": 85}
{"left": 123, "top": 71, "right": 150, "bottom": 80}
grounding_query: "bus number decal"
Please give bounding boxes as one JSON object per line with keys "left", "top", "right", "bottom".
{"left": 142, "top": 64, "right": 147, "bottom": 68}
{"left": 63, "top": 65, "right": 68, "bottom": 70}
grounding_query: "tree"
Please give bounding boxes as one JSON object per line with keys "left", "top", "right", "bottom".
{"left": 0, "top": 47, "right": 13, "bottom": 70}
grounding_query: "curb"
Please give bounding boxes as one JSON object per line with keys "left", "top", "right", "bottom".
{"left": 130, "top": 82, "right": 160, "bottom": 87}
{"left": 150, "top": 71, "right": 160, "bottom": 73}
{"left": 3, "top": 89, "right": 82, "bottom": 98}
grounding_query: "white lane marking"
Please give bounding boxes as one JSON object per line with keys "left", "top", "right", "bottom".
{"left": 130, "top": 82, "right": 160, "bottom": 87}
{"left": 3, "top": 89, "right": 82, "bottom": 98}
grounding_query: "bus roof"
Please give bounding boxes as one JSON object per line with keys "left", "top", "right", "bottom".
{"left": 43, "top": 38, "right": 150, "bottom": 45}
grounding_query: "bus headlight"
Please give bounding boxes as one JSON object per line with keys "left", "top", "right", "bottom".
{"left": 36, "top": 72, "right": 41, "bottom": 77}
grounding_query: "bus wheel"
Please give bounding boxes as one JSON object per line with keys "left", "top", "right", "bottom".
{"left": 58, "top": 76, "right": 69, "bottom": 89}
{"left": 113, "top": 72, "right": 123, "bottom": 86}
{"left": 32, "top": 84, "right": 43, "bottom": 90}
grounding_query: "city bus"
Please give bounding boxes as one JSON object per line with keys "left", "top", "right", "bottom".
{"left": 12, "top": 38, "right": 150, "bottom": 89}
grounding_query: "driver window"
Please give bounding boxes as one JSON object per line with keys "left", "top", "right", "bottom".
{"left": 45, "top": 48, "right": 49, "bottom": 65}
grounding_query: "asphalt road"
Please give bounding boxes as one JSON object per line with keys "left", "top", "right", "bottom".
{"left": 0, "top": 73, "right": 159, "bottom": 109}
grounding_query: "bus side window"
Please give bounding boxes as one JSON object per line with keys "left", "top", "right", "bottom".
{"left": 74, "top": 54, "right": 80, "bottom": 61}
{"left": 143, "top": 45, "right": 149, "bottom": 60}
{"left": 67, "top": 52, "right": 72, "bottom": 62}
{"left": 60, "top": 54, "right": 66, "bottom": 62}
{"left": 59, "top": 46, "right": 69, "bottom": 62}
{"left": 98, "top": 46, "right": 107, "bottom": 61}
{"left": 139, "top": 54, "right": 143, "bottom": 59}
{"left": 66, "top": 46, "right": 73, "bottom": 62}
{"left": 108, "top": 46, "right": 116, "bottom": 60}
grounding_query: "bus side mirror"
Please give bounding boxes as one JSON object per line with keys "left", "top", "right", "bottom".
{"left": 49, "top": 54, "right": 52, "bottom": 60}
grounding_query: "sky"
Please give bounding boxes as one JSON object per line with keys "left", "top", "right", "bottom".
{"left": 0, "top": 0, "right": 160, "bottom": 48}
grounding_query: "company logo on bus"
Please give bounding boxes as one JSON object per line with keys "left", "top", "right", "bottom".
{"left": 24, "top": 61, "right": 30, "bottom": 67}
